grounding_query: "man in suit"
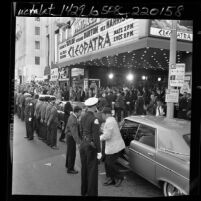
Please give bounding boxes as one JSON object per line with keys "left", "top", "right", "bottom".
{"left": 100, "top": 107, "right": 125, "bottom": 187}
{"left": 65, "top": 106, "right": 82, "bottom": 174}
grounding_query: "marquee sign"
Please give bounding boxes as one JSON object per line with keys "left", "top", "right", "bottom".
{"left": 150, "top": 20, "right": 193, "bottom": 41}
{"left": 58, "top": 18, "right": 139, "bottom": 63}
{"left": 150, "top": 27, "right": 193, "bottom": 41}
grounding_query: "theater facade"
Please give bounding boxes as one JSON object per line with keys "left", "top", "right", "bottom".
{"left": 55, "top": 18, "right": 193, "bottom": 92}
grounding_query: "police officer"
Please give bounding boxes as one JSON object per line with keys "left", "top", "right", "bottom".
{"left": 79, "top": 97, "right": 102, "bottom": 196}
{"left": 44, "top": 96, "right": 55, "bottom": 146}
{"left": 16, "top": 91, "right": 21, "bottom": 118}
{"left": 24, "top": 93, "right": 35, "bottom": 140}
{"left": 20, "top": 91, "right": 26, "bottom": 121}
{"left": 34, "top": 95, "right": 44, "bottom": 139}
{"left": 47, "top": 98, "right": 59, "bottom": 149}
{"left": 32, "top": 94, "right": 39, "bottom": 134}
{"left": 40, "top": 95, "right": 50, "bottom": 142}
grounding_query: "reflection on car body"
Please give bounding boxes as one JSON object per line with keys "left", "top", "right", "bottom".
{"left": 119, "top": 115, "right": 190, "bottom": 196}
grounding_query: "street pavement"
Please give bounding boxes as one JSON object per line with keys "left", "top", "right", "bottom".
{"left": 12, "top": 115, "right": 163, "bottom": 197}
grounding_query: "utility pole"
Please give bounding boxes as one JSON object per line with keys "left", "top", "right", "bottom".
{"left": 166, "top": 20, "right": 177, "bottom": 119}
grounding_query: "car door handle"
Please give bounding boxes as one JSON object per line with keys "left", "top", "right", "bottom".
{"left": 147, "top": 152, "right": 154, "bottom": 157}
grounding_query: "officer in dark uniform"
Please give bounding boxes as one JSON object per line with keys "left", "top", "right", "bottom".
{"left": 40, "top": 95, "right": 50, "bottom": 142}
{"left": 20, "top": 91, "right": 26, "bottom": 121}
{"left": 32, "top": 94, "right": 39, "bottom": 134}
{"left": 44, "top": 96, "right": 55, "bottom": 146}
{"left": 79, "top": 97, "right": 102, "bottom": 196}
{"left": 34, "top": 95, "right": 44, "bottom": 139}
{"left": 47, "top": 98, "right": 59, "bottom": 149}
{"left": 24, "top": 93, "right": 35, "bottom": 140}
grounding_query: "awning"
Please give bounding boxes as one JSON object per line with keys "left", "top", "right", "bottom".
{"left": 58, "top": 37, "right": 192, "bottom": 68}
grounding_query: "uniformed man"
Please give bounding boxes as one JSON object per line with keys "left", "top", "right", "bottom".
{"left": 44, "top": 96, "right": 55, "bottom": 146}
{"left": 16, "top": 91, "right": 21, "bottom": 118}
{"left": 40, "top": 95, "right": 50, "bottom": 142}
{"left": 32, "top": 94, "right": 39, "bottom": 134}
{"left": 17, "top": 91, "right": 23, "bottom": 119}
{"left": 47, "top": 98, "right": 59, "bottom": 149}
{"left": 79, "top": 97, "right": 102, "bottom": 196}
{"left": 20, "top": 91, "right": 26, "bottom": 121}
{"left": 24, "top": 93, "right": 35, "bottom": 140}
{"left": 34, "top": 95, "right": 44, "bottom": 139}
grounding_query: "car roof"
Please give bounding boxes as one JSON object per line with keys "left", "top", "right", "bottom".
{"left": 125, "top": 115, "right": 191, "bottom": 135}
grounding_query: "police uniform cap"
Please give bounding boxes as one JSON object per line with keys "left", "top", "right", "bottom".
{"left": 84, "top": 97, "right": 99, "bottom": 107}
{"left": 39, "top": 94, "right": 46, "bottom": 100}
{"left": 44, "top": 95, "right": 50, "bottom": 101}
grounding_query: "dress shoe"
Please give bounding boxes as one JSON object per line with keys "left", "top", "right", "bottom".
{"left": 103, "top": 179, "right": 116, "bottom": 186}
{"left": 67, "top": 170, "right": 78, "bottom": 174}
{"left": 115, "top": 178, "right": 123, "bottom": 187}
{"left": 59, "top": 139, "right": 65, "bottom": 143}
{"left": 28, "top": 138, "right": 33, "bottom": 140}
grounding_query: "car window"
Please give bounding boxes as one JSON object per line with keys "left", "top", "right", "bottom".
{"left": 120, "top": 120, "right": 140, "bottom": 146}
{"left": 135, "top": 124, "right": 156, "bottom": 148}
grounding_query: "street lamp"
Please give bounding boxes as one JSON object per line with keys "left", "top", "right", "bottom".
{"left": 126, "top": 73, "right": 134, "bottom": 81}
{"left": 158, "top": 77, "right": 161, "bottom": 81}
{"left": 108, "top": 73, "right": 114, "bottom": 79}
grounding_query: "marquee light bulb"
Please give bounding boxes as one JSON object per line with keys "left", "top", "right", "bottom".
{"left": 126, "top": 73, "right": 134, "bottom": 81}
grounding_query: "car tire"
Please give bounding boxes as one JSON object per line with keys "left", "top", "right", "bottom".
{"left": 163, "top": 181, "right": 183, "bottom": 196}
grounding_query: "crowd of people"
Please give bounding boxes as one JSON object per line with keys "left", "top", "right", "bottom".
{"left": 13, "top": 80, "right": 192, "bottom": 196}
{"left": 14, "top": 80, "right": 191, "bottom": 123}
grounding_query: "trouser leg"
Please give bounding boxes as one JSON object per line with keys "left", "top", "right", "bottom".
{"left": 25, "top": 122, "right": 29, "bottom": 138}
{"left": 47, "top": 126, "right": 51, "bottom": 145}
{"left": 87, "top": 146, "right": 98, "bottom": 196}
{"left": 29, "top": 121, "right": 34, "bottom": 139}
{"left": 21, "top": 107, "right": 24, "bottom": 121}
{"left": 66, "top": 135, "right": 76, "bottom": 171}
{"left": 50, "top": 124, "right": 57, "bottom": 147}
{"left": 80, "top": 143, "right": 88, "bottom": 196}
{"left": 106, "top": 152, "right": 123, "bottom": 181}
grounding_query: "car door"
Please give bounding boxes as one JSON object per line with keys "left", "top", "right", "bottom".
{"left": 129, "top": 123, "right": 156, "bottom": 183}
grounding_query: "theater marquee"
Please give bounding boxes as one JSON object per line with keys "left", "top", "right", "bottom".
{"left": 149, "top": 20, "right": 193, "bottom": 41}
{"left": 58, "top": 18, "right": 139, "bottom": 63}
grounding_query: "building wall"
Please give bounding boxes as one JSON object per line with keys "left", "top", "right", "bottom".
{"left": 15, "top": 17, "right": 51, "bottom": 83}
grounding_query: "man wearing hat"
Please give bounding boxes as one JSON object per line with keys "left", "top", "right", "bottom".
{"left": 65, "top": 106, "right": 82, "bottom": 174}
{"left": 44, "top": 96, "right": 55, "bottom": 146}
{"left": 24, "top": 93, "right": 35, "bottom": 140}
{"left": 100, "top": 107, "right": 125, "bottom": 187}
{"left": 47, "top": 97, "right": 59, "bottom": 149}
{"left": 79, "top": 97, "right": 102, "bottom": 196}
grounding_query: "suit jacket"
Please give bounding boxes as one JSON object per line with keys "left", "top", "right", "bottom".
{"left": 65, "top": 113, "right": 81, "bottom": 144}
{"left": 100, "top": 116, "right": 125, "bottom": 155}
